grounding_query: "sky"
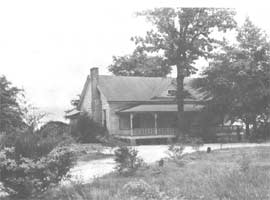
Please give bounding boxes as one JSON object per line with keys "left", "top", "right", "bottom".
{"left": 1, "top": 0, "right": 270, "bottom": 122}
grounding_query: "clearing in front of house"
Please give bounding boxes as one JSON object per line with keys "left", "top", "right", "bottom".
{"left": 40, "top": 146, "right": 270, "bottom": 200}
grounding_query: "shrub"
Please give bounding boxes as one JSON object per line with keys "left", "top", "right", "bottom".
{"left": 1, "top": 131, "right": 54, "bottom": 159}
{"left": 0, "top": 146, "right": 75, "bottom": 199}
{"left": 114, "top": 146, "right": 143, "bottom": 176}
{"left": 38, "top": 121, "right": 70, "bottom": 138}
{"left": 167, "top": 145, "right": 186, "bottom": 167}
{"left": 70, "top": 113, "right": 107, "bottom": 143}
{"left": 0, "top": 130, "right": 75, "bottom": 199}
{"left": 0, "top": 129, "right": 74, "bottom": 159}
{"left": 168, "top": 136, "right": 203, "bottom": 166}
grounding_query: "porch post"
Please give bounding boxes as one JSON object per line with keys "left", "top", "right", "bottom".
{"left": 130, "top": 113, "right": 133, "bottom": 136}
{"left": 154, "top": 113, "right": 158, "bottom": 135}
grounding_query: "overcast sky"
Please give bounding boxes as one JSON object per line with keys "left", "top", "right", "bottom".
{"left": 1, "top": 0, "right": 270, "bottom": 122}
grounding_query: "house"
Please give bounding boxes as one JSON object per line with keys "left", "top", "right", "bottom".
{"left": 66, "top": 67, "right": 206, "bottom": 144}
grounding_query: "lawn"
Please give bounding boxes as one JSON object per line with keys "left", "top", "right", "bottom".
{"left": 40, "top": 147, "right": 270, "bottom": 200}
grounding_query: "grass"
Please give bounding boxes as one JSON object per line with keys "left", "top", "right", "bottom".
{"left": 39, "top": 147, "right": 270, "bottom": 200}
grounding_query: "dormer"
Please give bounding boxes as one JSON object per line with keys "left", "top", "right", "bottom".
{"left": 159, "top": 82, "right": 177, "bottom": 97}
{"left": 167, "top": 89, "right": 176, "bottom": 96}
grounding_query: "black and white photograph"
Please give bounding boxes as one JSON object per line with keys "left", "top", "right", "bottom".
{"left": 1, "top": 0, "right": 270, "bottom": 199}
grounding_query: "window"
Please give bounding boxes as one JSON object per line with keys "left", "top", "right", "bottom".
{"left": 167, "top": 90, "right": 176, "bottom": 96}
{"left": 119, "top": 114, "right": 130, "bottom": 130}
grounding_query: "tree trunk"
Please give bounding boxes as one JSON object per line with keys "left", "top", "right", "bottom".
{"left": 176, "top": 64, "right": 185, "bottom": 139}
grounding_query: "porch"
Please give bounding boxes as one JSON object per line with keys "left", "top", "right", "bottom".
{"left": 113, "top": 104, "right": 203, "bottom": 144}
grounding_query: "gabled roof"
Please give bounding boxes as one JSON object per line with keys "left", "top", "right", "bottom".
{"left": 97, "top": 75, "right": 205, "bottom": 102}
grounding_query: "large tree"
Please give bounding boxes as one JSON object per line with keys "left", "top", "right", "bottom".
{"left": 195, "top": 17, "right": 270, "bottom": 138}
{"left": 109, "top": 49, "right": 171, "bottom": 77}
{"left": 110, "top": 8, "right": 237, "bottom": 137}
{"left": 0, "top": 75, "right": 24, "bottom": 133}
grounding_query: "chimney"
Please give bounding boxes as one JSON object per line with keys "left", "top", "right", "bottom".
{"left": 90, "top": 67, "right": 99, "bottom": 81}
{"left": 90, "top": 67, "right": 101, "bottom": 123}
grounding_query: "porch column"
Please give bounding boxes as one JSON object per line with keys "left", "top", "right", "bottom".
{"left": 154, "top": 113, "right": 158, "bottom": 135}
{"left": 130, "top": 113, "right": 133, "bottom": 136}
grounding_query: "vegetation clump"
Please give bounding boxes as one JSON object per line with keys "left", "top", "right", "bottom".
{"left": 70, "top": 113, "right": 107, "bottom": 143}
{"left": 114, "top": 146, "right": 144, "bottom": 176}
{"left": 0, "top": 123, "right": 75, "bottom": 199}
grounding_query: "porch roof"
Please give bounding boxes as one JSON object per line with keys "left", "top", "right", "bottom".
{"left": 119, "top": 104, "right": 204, "bottom": 113}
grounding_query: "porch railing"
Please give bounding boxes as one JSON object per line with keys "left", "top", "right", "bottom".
{"left": 157, "top": 128, "right": 177, "bottom": 135}
{"left": 114, "top": 128, "right": 177, "bottom": 136}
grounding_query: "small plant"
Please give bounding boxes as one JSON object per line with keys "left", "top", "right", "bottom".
{"left": 167, "top": 144, "right": 186, "bottom": 167}
{"left": 114, "top": 146, "right": 143, "bottom": 176}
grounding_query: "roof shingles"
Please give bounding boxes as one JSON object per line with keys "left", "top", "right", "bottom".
{"left": 97, "top": 75, "right": 204, "bottom": 102}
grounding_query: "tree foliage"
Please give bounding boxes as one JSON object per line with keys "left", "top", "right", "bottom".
{"left": 38, "top": 121, "right": 69, "bottom": 138}
{"left": 112, "top": 8, "right": 236, "bottom": 137}
{"left": 194, "top": 17, "right": 270, "bottom": 138}
{"left": 0, "top": 122, "right": 75, "bottom": 198}
{"left": 22, "top": 104, "right": 47, "bottom": 132}
{"left": 109, "top": 50, "right": 171, "bottom": 77}
{"left": 0, "top": 75, "right": 24, "bottom": 133}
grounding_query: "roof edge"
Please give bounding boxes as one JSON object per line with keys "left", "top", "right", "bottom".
{"left": 78, "top": 75, "right": 90, "bottom": 109}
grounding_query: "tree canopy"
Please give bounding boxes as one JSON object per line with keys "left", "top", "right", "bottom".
{"left": 109, "top": 50, "right": 170, "bottom": 77}
{"left": 194, "top": 17, "right": 270, "bottom": 138}
{"left": 0, "top": 75, "right": 24, "bottom": 133}
{"left": 109, "top": 8, "right": 237, "bottom": 137}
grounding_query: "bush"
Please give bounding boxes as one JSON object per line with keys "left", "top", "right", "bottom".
{"left": 0, "top": 130, "right": 75, "bottom": 199}
{"left": 114, "top": 146, "right": 143, "bottom": 176}
{"left": 1, "top": 131, "right": 54, "bottom": 159}
{"left": 0, "top": 146, "right": 75, "bottom": 199}
{"left": 70, "top": 113, "right": 107, "bottom": 143}
{"left": 38, "top": 121, "right": 70, "bottom": 138}
{"left": 0, "top": 130, "right": 74, "bottom": 159}
{"left": 167, "top": 144, "right": 186, "bottom": 167}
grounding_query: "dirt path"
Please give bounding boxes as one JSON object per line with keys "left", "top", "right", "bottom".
{"left": 66, "top": 142, "right": 270, "bottom": 184}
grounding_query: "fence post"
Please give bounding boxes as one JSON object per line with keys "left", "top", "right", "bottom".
{"left": 154, "top": 113, "right": 158, "bottom": 135}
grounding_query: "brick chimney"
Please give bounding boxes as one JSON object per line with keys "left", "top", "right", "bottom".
{"left": 90, "top": 67, "right": 102, "bottom": 123}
